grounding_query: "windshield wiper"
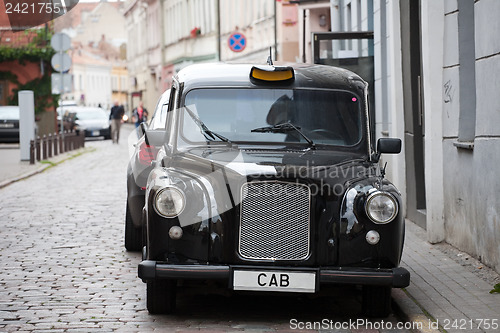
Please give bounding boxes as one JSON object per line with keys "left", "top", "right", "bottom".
{"left": 251, "top": 122, "right": 315, "bottom": 149}
{"left": 185, "top": 106, "right": 231, "bottom": 144}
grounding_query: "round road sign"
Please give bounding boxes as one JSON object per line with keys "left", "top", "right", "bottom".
{"left": 51, "top": 53, "right": 72, "bottom": 73}
{"left": 228, "top": 32, "right": 246, "bottom": 52}
{"left": 51, "top": 33, "right": 71, "bottom": 52}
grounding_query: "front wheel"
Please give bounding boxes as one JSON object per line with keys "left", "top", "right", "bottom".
{"left": 362, "top": 285, "right": 392, "bottom": 317}
{"left": 147, "top": 280, "right": 177, "bottom": 314}
{"left": 124, "top": 203, "right": 142, "bottom": 251}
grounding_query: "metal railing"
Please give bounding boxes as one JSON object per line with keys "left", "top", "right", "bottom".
{"left": 29, "top": 131, "right": 85, "bottom": 165}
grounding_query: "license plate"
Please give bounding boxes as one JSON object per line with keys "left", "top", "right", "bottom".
{"left": 92, "top": 130, "right": 100, "bottom": 136}
{"left": 0, "top": 123, "right": 14, "bottom": 128}
{"left": 233, "top": 269, "right": 316, "bottom": 293}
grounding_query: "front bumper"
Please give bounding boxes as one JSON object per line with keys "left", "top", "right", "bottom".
{"left": 84, "top": 127, "right": 110, "bottom": 137}
{"left": 138, "top": 261, "right": 410, "bottom": 288}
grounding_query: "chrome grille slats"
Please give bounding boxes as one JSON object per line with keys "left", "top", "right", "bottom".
{"left": 239, "top": 181, "right": 310, "bottom": 260}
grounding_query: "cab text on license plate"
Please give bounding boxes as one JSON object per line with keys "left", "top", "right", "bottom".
{"left": 233, "top": 270, "right": 316, "bottom": 293}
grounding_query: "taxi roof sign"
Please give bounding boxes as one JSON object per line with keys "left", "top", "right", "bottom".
{"left": 250, "top": 66, "right": 295, "bottom": 83}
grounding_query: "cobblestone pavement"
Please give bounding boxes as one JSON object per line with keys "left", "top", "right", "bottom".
{"left": 0, "top": 126, "right": 412, "bottom": 332}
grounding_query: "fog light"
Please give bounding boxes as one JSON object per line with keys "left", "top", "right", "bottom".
{"left": 169, "top": 226, "right": 183, "bottom": 240}
{"left": 365, "top": 230, "right": 380, "bottom": 245}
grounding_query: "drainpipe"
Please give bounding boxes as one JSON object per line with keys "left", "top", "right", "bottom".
{"left": 160, "top": 0, "right": 165, "bottom": 70}
{"left": 330, "top": 0, "right": 341, "bottom": 56}
{"left": 330, "top": 0, "right": 341, "bottom": 31}
{"left": 216, "top": 0, "right": 221, "bottom": 61}
{"left": 274, "top": 0, "right": 278, "bottom": 61}
{"left": 302, "top": 9, "right": 306, "bottom": 63}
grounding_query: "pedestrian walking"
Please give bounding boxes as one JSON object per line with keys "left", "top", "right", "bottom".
{"left": 109, "top": 101, "right": 125, "bottom": 144}
{"left": 132, "top": 101, "right": 148, "bottom": 128}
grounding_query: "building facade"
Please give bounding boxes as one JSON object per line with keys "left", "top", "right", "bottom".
{"left": 125, "top": 0, "right": 299, "bottom": 112}
{"left": 55, "top": 1, "right": 128, "bottom": 111}
{"left": 124, "top": 0, "right": 162, "bottom": 114}
{"left": 418, "top": 0, "right": 500, "bottom": 272}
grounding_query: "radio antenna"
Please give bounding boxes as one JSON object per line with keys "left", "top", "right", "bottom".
{"left": 267, "top": 47, "right": 273, "bottom": 66}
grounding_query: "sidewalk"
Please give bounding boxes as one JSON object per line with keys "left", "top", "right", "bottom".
{"left": 1, "top": 143, "right": 499, "bottom": 332}
{"left": 394, "top": 220, "right": 500, "bottom": 333}
{"left": 0, "top": 143, "right": 90, "bottom": 189}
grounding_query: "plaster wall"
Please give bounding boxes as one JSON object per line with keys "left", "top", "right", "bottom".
{"left": 421, "top": 0, "right": 445, "bottom": 243}
{"left": 372, "top": 0, "right": 406, "bottom": 198}
{"left": 73, "top": 2, "right": 126, "bottom": 47}
{"left": 384, "top": 0, "right": 406, "bottom": 199}
{"left": 443, "top": 139, "right": 500, "bottom": 272}
{"left": 440, "top": 0, "right": 500, "bottom": 273}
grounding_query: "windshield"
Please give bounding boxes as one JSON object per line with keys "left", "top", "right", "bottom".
{"left": 180, "top": 88, "right": 362, "bottom": 147}
{"left": 76, "top": 109, "right": 108, "bottom": 120}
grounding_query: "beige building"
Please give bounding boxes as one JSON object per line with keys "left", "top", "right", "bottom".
{"left": 54, "top": 1, "right": 128, "bottom": 111}
{"left": 125, "top": 0, "right": 302, "bottom": 113}
{"left": 124, "top": 0, "right": 163, "bottom": 114}
{"left": 111, "top": 65, "right": 129, "bottom": 110}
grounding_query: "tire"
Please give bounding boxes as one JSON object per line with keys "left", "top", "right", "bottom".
{"left": 124, "top": 203, "right": 142, "bottom": 251}
{"left": 362, "top": 285, "right": 392, "bottom": 317}
{"left": 147, "top": 280, "right": 177, "bottom": 314}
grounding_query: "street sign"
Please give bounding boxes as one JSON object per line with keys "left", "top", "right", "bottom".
{"left": 51, "top": 52, "right": 72, "bottom": 73}
{"left": 51, "top": 33, "right": 71, "bottom": 52}
{"left": 51, "top": 73, "right": 73, "bottom": 94}
{"left": 228, "top": 32, "right": 246, "bottom": 52}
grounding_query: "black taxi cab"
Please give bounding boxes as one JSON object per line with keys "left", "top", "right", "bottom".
{"left": 138, "top": 62, "right": 410, "bottom": 317}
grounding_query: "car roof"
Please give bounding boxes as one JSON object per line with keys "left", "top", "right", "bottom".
{"left": 0, "top": 106, "right": 19, "bottom": 110}
{"left": 176, "top": 62, "right": 367, "bottom": 94}
{"left": 0, "top": 106, "right": 20, "bottom": 119}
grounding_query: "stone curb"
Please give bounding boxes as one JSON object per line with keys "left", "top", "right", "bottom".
{"left": 0, "top": 147, "right": 93, "bottom": 190}
{"left": 392, "top": 288, "right": 441, "bottom": 333}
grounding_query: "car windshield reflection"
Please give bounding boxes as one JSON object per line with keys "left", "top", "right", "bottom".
{"left": 181, "top": 88, "right": 362, "bottom": 147}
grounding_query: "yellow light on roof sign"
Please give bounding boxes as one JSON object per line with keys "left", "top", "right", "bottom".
{"left": 250, "top": 66, "right": 295, "bottom": 83}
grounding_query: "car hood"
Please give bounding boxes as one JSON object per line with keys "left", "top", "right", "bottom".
{"left": 76, "top": 119, "right": 109, "bottom": 129}
{"left": 169, "top": 146, "right": 373, "bottom": 185}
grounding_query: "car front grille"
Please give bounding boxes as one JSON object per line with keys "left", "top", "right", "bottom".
{"left": 239, "top": 181, "right": 311, "bottom": 261}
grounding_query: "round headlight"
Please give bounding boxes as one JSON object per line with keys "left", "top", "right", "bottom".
{"left": 365, "top": 191, "right": 398, "bottom": 224}
{"left": 154, "top": 187, "right": 186, "bottom": 218}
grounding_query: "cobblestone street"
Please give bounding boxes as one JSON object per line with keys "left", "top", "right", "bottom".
{"left": 0, "top": 125, "right": 409, "bottom": 332}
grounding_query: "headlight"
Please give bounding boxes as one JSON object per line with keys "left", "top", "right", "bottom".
{"left": 154, "top": 187, "right": 186, "bottom": 218}
{"left": 365, "top": 191, "right": 398, "bottom": 224}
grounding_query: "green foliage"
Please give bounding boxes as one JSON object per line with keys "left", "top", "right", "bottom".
{"left": 0, "top": 27, "right": 55, "bottom": 62}
{"left": 1, "top": 27, "right": 58, "bottom": 113}
{"left": 490, "top": 283, "right": 500, "bottom": 294}
{"left": 0, "top": 46, "right": 54, "bottom": 63}
{"left": 8, "top": 74, "right": 59, "bottom": 114}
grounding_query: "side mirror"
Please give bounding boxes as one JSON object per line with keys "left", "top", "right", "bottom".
{"left": 144, "top": 129, "right": 167, "bottom": 147}
{"left": 373, "top": 138, "right": 401, "bottom": 162}
{"left": 377, "top": 138, "right": 401, "bottom": 154}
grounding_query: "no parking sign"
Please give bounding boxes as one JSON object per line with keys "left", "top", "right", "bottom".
{"left": 228, "top": 32, "right": 247, "bottom": 52}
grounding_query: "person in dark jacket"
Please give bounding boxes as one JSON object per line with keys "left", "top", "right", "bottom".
{"left": 109, "top": 101, "right": 125, "bottom": 144}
